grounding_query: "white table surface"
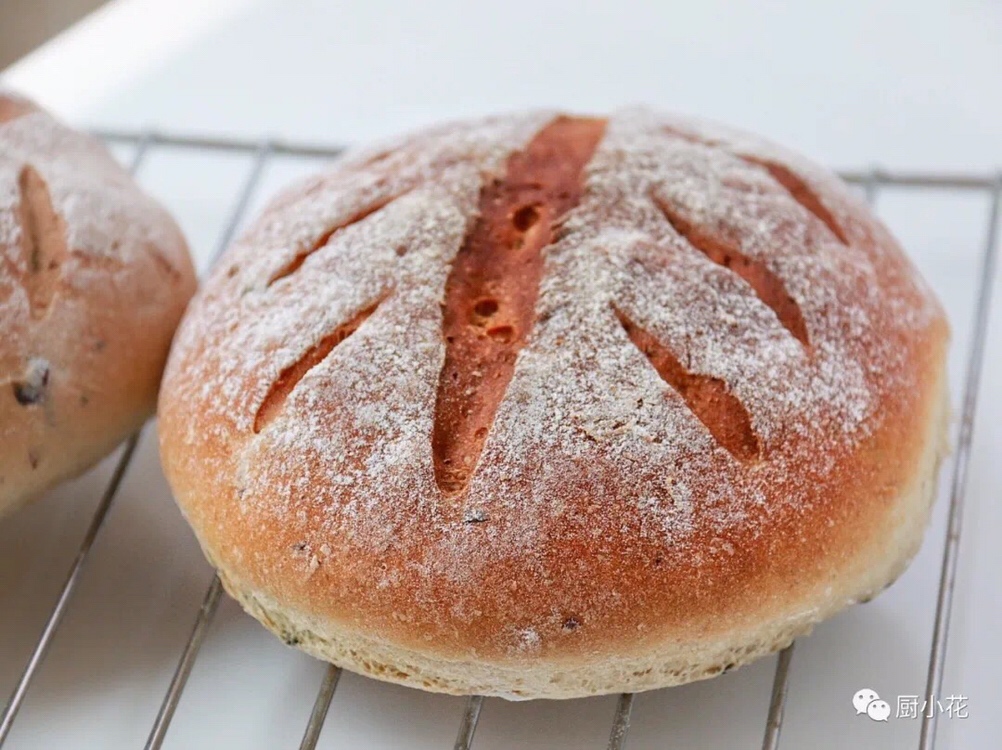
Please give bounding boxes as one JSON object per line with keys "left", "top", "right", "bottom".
{"left": 1, "top": 1, "right": 1000, "bottom": 748}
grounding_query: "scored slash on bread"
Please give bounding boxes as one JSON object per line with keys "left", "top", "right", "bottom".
{"left": 433, "top": 116, "right": 606, "bottom": 495}
{"left": 159, "top": 108, "right": 949, "bottom": 699}
{"left": 248, "top": 117, "right": 844, "bottom": 468}
{"left": 16, "top": 164, "right": 69, "bottom": 320}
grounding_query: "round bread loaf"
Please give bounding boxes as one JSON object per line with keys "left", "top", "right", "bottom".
{"left": 159, "top": 109, "right": 949, "bottom": 699}
{"left": 1, "top": 92, "right": 196, "bottom": 516}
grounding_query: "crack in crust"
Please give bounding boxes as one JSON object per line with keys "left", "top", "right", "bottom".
{"left": 654, "top": 194, "right": 811, "bottom": 347}
{"left": 662, "top": 126, "right": 848, "bottom": 245}
{"left": 613, "top": 306, "right": 761, "bottom": 462}
{"left": 16, "top": 165, "right": 69, "bottom": 320}
{"left": 254, "top": 295, "right": 388, "bottom": 433}
{"left": 431, "top": 115, "right": 607, "bottom": 495}
{"left": 740, "top": 157, "right": 849, "bottom": 245}
{"left": 268, "top": 195, "right": 401, "bottom": 286}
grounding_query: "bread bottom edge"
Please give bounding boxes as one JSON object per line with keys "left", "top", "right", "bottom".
{"left": 213, "top": 379, "right": 950, "bottom": 700}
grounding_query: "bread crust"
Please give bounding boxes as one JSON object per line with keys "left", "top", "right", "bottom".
{"left": 1, "top": 92, "right": 196, "bottom": 515}
{"left": 159, "top": 109, "right": 949, "bottom": 698}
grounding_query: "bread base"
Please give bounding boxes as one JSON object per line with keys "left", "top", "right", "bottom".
{"left": 212, "top": 379, "right": 949, "bottom": 700}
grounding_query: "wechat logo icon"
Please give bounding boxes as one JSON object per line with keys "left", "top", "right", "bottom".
{"left": 853, "top": 688, "right": 890, "bottom": 721}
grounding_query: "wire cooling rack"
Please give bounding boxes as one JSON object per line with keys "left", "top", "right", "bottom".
{"left": 0, "top": 128, "right": 999, "bottom": 750}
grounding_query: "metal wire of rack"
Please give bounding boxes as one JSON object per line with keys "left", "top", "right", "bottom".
{"left": 0, "top": 127, "right": 999, "bottom": 750}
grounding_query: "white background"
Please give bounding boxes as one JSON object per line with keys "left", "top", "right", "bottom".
{"left": 1, "top": 1, "right": 1000, "bottom": 748}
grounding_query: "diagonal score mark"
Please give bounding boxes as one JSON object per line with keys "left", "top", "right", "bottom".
{"left": 654, "top": 195, "right": 810, "bottom": 348}
{"left": 254, "top": 294, "right": 389, "bottom": 432}
{"left": 16, "top": 165, "right": 69, "bottom": 319}
{"left": 12, "top": 163, "right": 180, "bottom": 313}
{"left": 432, "top": 115, "right": 607, "bottom": 495}
{"left": 662, "top": 126, "right": 849, "bottom": 245}
{"left": 741, "top": 156, "right": 849, "bottom": 245}
{"left": 613, "top": 306, "right": 760, "bottom": 461}
{"left": 268, "top": 194, "right": 400, "bottom": 286}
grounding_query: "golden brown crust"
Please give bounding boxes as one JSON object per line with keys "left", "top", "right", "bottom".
{"left": 218, "top": 370, "right": 949, "bottom": 697}
{"left": 0, "top": 92, "right": 196, "bottom": 515}
{"left": 159, "top": 109, "right": 949, "bottom": 698}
